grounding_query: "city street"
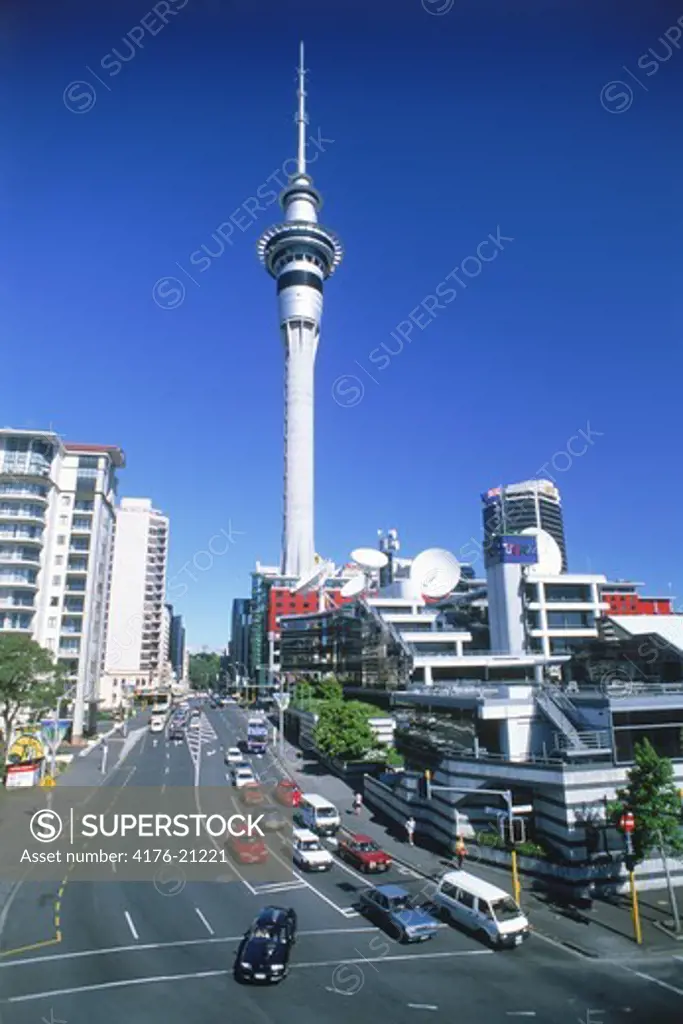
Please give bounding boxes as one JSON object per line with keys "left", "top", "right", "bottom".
{"left": 1, "top": 701, "right": 682, "bottom": 1023}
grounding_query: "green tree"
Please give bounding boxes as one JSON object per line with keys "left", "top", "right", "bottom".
{"left": 612, "top": 738, "right": 683, "bottom": 933}
{"left": 189, "top": 652, "right": 220, "bottom": 691}
{"left": 316, "top": 675, "right": 343, "bottom": 703}
{"left": 313, "top": 701, "right": 375, "bottom": 762}
{"left": 612, "top": 738, "right": 683, "bottom": 863}
{"left": 0, "top": 634, "right": 64, "bottom": 753}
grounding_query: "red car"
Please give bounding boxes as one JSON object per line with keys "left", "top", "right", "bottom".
{"left": 338, "top": 834, "right": 392, "bottom": 873}
{"left": 240, "top": 783, "right": 266, "bottom": 806}
{"left": 227, "top": 833, "right": 268, "bottom": 865}
{"left": 275, "top": 779, "right": 301, "bottom": 807}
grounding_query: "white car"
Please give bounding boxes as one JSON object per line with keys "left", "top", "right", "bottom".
{"left": 232, "top": 765, "right": 256, "bottom": 788}
{"left": 292, "top": 828, "right": 333, "bottom": 872}
{"left": 225, "top": 747, "right": 243, "bottom": 765}
{"left": 149, "top": 715, "right": 166, "bottom": 734}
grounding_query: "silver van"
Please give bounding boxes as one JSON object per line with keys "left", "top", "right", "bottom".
{"left": 434, "top": 870, "right": 529, "bottom": 949}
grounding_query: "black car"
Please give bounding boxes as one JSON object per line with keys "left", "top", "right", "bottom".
{"left": 234, "top": 906, "right": 297, "bottom": 984}
{"left": 168, "top": 726, "right": 184, "bottom": 741}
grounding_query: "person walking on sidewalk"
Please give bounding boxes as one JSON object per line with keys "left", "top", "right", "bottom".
{"left": 455, "top": 835, "right": 468, "bottom": 869}
{"left": 405, "top": 815, "right": 416, "bottom": 846}
{"left": 353, "top": 792, "right": 363, "bottom": 815}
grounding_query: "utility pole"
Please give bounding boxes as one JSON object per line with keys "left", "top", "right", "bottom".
{"left": 424, "top": 779, "right": 524, "bottom": 906}
{"left": 659, "top": 829, "right": 681, "bottom": 935}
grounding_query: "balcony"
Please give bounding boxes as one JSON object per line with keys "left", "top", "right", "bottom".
{"left": 0, "top": 575, "right": 37, "bottom": 588}
{"left": 0, "top": 551, "right": 40, "bottom": 565}
{"left": 0, "top": 531, "right": 42, "bottom": 545}
{"left": 0, "top": 457, "right": 52, "bottom": 479}
{"left": 0, "top": 507, "right": 45, "bottom": 523}
{"left": 65, "top": 578, "right": 86, "bottom": 593}
{"left": 0, "top": 486, "right": 48, "bottom": 503}
{"left": 0, "top": 596, "right": 34, "bottom": 608}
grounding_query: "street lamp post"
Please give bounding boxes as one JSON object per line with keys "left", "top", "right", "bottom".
{"left": 272, "top": 686, "right": 291, "bottom": 761}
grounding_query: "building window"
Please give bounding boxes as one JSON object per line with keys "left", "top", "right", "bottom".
{"left": 78, "top": 456, "right": 99, "bottom": 469}
{"left": 50, "top": 596, "right": 59, "bottom": 607}
{"left": 55, "top": 555, "right": 63, "bottom": 566}
{"left": 48, "top": 617, "right": 57, "bottom": 628}
{"left": 61, "top": 495, "right": 70, "bottom": 506}
{"left": 59, "top": 515, "right": 68, "bottom": 525}
{"left": 57, "top": 535, "right": 66, "bottom": 545}
{"left": 52, "top": 576, "right": 61, "bottom": 585}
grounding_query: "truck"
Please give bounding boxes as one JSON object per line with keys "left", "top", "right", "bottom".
{"left": 246, "top": 714, "right": 269, "bottom": 755}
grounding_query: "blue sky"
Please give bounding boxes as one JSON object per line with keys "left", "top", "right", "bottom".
{"left": 4, "top": 0, "right": 683, "bottom": 647}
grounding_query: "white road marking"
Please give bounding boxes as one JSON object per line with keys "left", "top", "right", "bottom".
{"left": 408, "top": 1006, "right": 438, "bottom": 1012}
{"left": 5, "top": 948, "right": 491, "bottom": 1002}
{"left": 294, "top": 950, "right": 491, "bottom": 968}
{"left": 0, "top": 927, "right": 382, "bottom": 970}
{"left": 164, "top": 766, "right": 169, "bottom": 775}
{"left": 123, "top": 912, "right": 139, "bottom": 941}
{"left": 618, "top": 963, "right": 683, "bottom": 998}
{"left": 506, "top": 1014, "right": 537, "bottom": 1018}
{"left": 194, "top": 908, "right": 214, "bottom": 936}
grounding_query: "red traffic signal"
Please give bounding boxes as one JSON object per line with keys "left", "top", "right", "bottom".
{"left": 619, "top": 812, "right": 635, "bottom": 834}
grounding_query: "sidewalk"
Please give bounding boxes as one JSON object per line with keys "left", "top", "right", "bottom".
{"left": 276, "top": 736, "right": 683, "bottom": 959}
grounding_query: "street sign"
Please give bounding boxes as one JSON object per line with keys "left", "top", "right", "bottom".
{"left": 273, "top": 691, "right": 291, "bottom": 711}
{"left": 619, "top": 812, "right": 635, "bottom": 834}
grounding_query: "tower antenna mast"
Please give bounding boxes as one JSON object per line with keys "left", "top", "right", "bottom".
{"left": 296, "top": 41, "right": 308, "bottom": 176}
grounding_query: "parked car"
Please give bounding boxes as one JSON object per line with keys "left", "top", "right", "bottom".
{"left": 234, "top": 906, "right": 297, "bottom": 984}
{"left": 358, "top": 885, "right": 440, "bottom": 943}
{"left": 274, "top": 779, "right": 301, "bottom": 807}
{"left": 227, "top": 833, "right": 269, "bottom": 865}
{"left": 338, "top": 833, "right": 392, "bottom": 873}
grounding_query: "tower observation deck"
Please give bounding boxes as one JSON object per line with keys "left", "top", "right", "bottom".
{"left": 257, "top": 42, "right": 343, "bottom": 579}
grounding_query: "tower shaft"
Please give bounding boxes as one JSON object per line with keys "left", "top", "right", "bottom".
{"left": 258, "top": 43, "right": 343, "bottom": 580}
{"left": 282, "top": 321, "right": 319, "bottom": 577}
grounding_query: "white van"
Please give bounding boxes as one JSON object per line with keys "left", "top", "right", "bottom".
{"left": 149, "top": 714, "right": 166, "bottom": 734}
{"left": 292, "top": 828, "right": 334, "bottom": 872}
{"left": 434, "top": 870, "right": 529, "bottom": 949}
{"left": 296, "top": 794, "right": 341, "bottom": 837}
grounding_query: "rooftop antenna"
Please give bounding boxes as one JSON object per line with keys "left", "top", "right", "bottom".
{"left": 296, "top": 40, "right": 308, "bottom": 177}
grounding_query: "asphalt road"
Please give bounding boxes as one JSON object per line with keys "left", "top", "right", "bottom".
{"left": 1, "top": 698, "right": 682, "bottom": 1024}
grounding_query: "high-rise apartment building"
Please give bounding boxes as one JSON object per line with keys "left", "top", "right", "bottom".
{"left": 169, "top": 612, "right": 186, "bottom": 681}
{"left": 100, "top": 498, "right": 169, "bottom": 704}
{"left": 0, "top": 429, "right": 124, "bottom": 736}
{"left": 482, "top": 479, "right": 568, "bottom": 572}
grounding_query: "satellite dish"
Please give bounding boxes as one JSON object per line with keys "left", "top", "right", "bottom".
{"left": 521, "top": 528, "right": 563, "bottom": 576}
{"left": 351, "top": 547, "right": 388, "bottom": 570}
{"left": 410, "top": 548, "right": 461, "bottom": 599}
{"left": 340, "top": 575, "right": 366, "bottom": 599}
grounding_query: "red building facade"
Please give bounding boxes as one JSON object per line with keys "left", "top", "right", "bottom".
{"left": 602, "top": 593, "right": 673, "bottom": 616}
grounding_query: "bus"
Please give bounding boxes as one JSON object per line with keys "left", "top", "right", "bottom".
{"left": 151, "top": 692, "right": 172, "bottom": 715}
{"left": 246, "top": 714, "right": 269, "bottom": 755}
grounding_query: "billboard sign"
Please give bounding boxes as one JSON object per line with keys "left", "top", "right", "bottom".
{"left": 489, "top": 535, "right": 538, "bottom": 565}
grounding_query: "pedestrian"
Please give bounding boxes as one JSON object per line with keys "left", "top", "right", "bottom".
{"left": 455, "top": 834, "right": 467, "bottom": 869}
{"left": 353, "top": 792, "right": 363, "bottom": 815}
{"left": 405, "top": 815, "right": 416, "bottom": 846}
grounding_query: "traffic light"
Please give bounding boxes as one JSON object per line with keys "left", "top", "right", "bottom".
{"left": 507, "top": 817, "right": 526, "bottom": 844}
{"left": 418, "top": 770, "right": 432, "bottom": 800}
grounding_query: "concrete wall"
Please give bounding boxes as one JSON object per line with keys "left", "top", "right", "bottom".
{"left": 364, "top": 774, "right": 683, "bottom": 892}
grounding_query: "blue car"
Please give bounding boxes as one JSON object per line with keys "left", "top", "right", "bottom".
{"left": 359, "top": 884, "right": 440, "bottom": 943}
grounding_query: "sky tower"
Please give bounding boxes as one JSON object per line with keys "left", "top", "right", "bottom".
{"left": 257, "top": 43, "right": 343, "bottom": 579}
